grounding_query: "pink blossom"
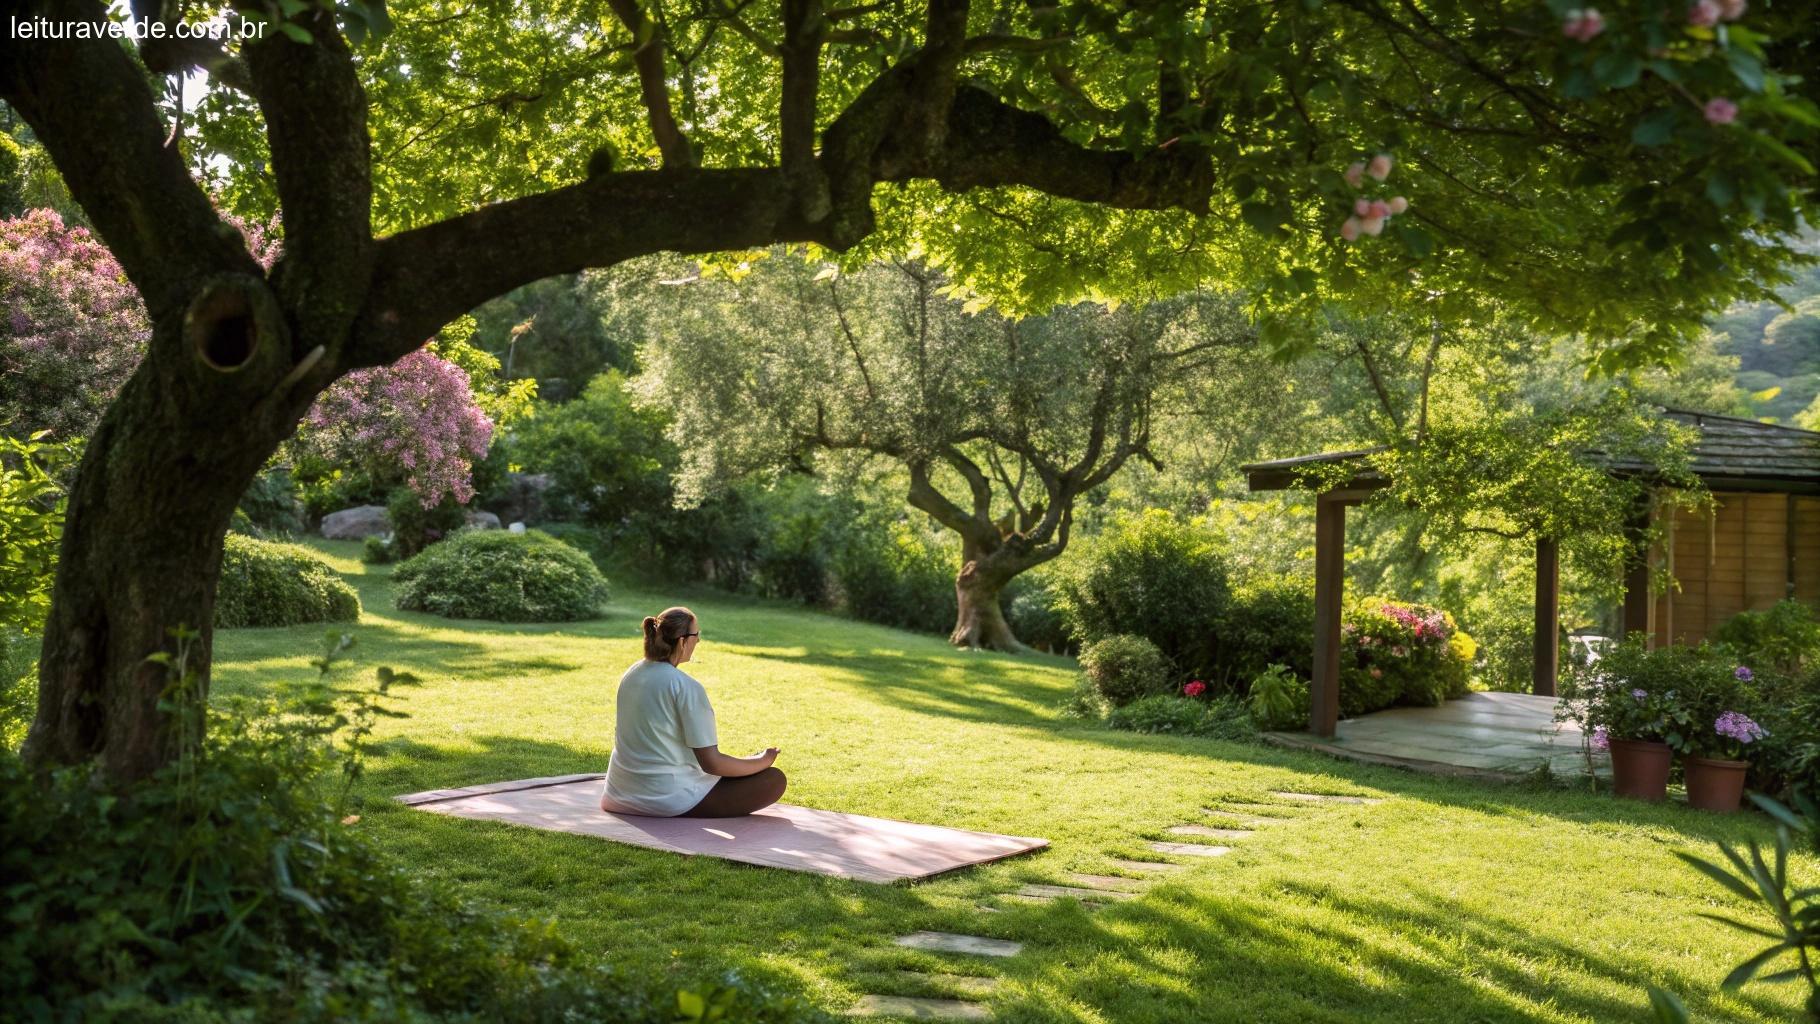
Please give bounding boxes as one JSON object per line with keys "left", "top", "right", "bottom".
{"left": 1369, "top": 667, "right": 1384, "bottom": 679}
{"left": 1343, "top": 161, "right": 1367, "bottom": 189}
{"left": 1704, "top": 97, "right": 1738, "bottom": 125}
{"left": 300, "top": 348, "right": 495, "bottom": 507}
{"left": 1359, "top": 215, "right": 1386, "bottom": 237}
{"left": 1340, "top": 217, "right": 1362, "bottom": 242}
{"left": 1367, "top": 154, "right": 1393, "bottom": 181}
{"left": 1367, "top": 200, "right": 1392, "bottom": 220}
{"left": 1687, "top": 0, "right": 1720, "bottom": 26}
{"left": 1387, "top": 196, "right": 1409, "bottom": 214}
{"left": 1590, "top": 725, "right": 1610, "bottom": 751}
{"left": 1561, "top": 8, "right": 1606, "bottom": 41}
{"left": 1353, "top": 198, "right": 1372, "bottom": 217}
{"left": 1718, "top": 0, "right": 1746, "bottom": 18}
{"left": 1183, "top": 680, "right": 1207, "bottom": 697}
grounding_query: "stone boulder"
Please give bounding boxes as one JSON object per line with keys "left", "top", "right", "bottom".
{"left": 465, "top": 509, "right": 502, "bottom": 530}
{"left": 320, "top": 505, "right": 392, "bottom": 540}
{"left": 484, "top": 471, "right": 555, "bottom": 526}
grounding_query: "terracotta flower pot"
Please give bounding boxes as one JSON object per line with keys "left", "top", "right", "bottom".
{"left": 1684, "top": 756, "right": 1749, "bottom": 813}
{"left": 1608, "top": 738, "right": 1672, "bottom": 801}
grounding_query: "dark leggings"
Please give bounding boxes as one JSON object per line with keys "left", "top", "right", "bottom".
{"left": 678, "top": 767, "right": 788, "bottom": 818}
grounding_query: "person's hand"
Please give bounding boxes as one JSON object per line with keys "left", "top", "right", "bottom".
{"left": 757, "top": 746, "right": 780, "bottom": 767}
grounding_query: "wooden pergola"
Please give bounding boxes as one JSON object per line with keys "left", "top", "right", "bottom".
{"left": 1242, "top": 410, "right": 1820, "bottom": 738}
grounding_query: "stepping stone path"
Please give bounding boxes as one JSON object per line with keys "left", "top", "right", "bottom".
{"left": 1268, "top": 790, "right": 1382, "bottom": 805}
{"left": 860, "top": 793, "right": 1381, "bottom": 1018}
{"left": 893, "top": 931, "right": 1023, "bottom": 958}
{"left": 849, "top": 995, "right": 991, "bottom": 1020}
{"left": 1109, "top": 857, "right": 1186, "bottom": 873}
{"left": 1166, "top": 825, "right": 1254, "bottom": 840}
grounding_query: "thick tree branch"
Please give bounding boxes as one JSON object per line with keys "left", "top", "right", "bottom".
{"left": 781, "top": 0, "right": 831, "bottom": 220}
{"left": 607, "top": 0, "right": 697, "bottom": 169}
{"left": 361, "top": 82, "right": 1216, "bottom": 361}
{"left": 242, "top": 7, "right": 375, "bottom": 362}
{"left": 0, "top": 0, "right": 255, "bottom": 323}
{"left": 940, "top": 445, "right": 994, "bottom": 521}
{"left": 907, "top": 460, "right": 990, "bottom": 544}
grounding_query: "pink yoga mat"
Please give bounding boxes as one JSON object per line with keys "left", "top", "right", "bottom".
{"left": 396, "top": 775, "right": 1048, "bottom": 883}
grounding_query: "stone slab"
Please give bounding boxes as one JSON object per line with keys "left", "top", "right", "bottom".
{"left": 1268, "top": 791, "right": 1382, "bottom": 805}
{"left": 1166, "top": 825, "right": 1254, "bottom": 840}
{"left": 1015, "top": 884, "right": 1136, "bottom": 901}
{"left": 1147, "top": 841, "right": 1233, "bottom": 857}
{"left": 1062, "top": 872, "right": 1147, "bottom": 891}
{"left": 894, "top": 931, "right": 1023, "bottom": 958}
{"left": 848, "top": 995, "right": 991, "bottom": 1020}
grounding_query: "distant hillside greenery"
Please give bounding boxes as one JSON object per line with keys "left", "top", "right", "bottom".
{"left": 1709, "top": 252, "right": 1820, "bottom": 426}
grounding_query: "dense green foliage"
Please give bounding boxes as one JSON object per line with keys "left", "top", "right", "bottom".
{"left": 1054, "top": 511, "right": 1231, "bottom": 680}
{"left": 504, "top": 370, "right": 671, "bottom": 528}
{"left": 234, "top": 467, "right": 308, "bottom": 538}
{"left": 392, "top": 531, "right": 609, "bottom": 622}
{"left": 1078, "top": 634, "right": 1173, "bottom": 708}
{"left": 386, "top": 487, "right": 468, "bottom": 560}
{"left": 1715, "top": 599, "right": 1820, "bottom": 678}
{"left": 1247, "top": 663, "right": 1310, "bottom": 732}
{"left": 216, "top": 535, "right": 362, "bottom": 630}
{"left": 1106, "top": 693, "right": 1256, "bottom": 740}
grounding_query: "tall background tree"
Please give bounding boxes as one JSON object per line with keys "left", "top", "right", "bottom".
{"left": 0, "top": 0, "right": 1814, "bottom": 783}
{"left": 642, "top": 256, "right": 1253, "bottom": 649}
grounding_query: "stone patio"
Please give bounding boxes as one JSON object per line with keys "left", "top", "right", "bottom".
{"left": 1264, "top": 691, "right": 1609, "bottom": 781}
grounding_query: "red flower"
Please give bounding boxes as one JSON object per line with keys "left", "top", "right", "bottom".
{"left": 1183, "top": 680, "right": 1207, "bottom": 697}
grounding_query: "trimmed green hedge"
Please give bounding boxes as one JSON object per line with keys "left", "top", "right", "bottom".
{"left": 216, "top": 534, "right": 360, "bottom": 629}
{"left": 393, "top": 530, "right": 609, "bottom": 622}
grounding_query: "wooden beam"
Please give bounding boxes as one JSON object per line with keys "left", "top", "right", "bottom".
{"left": 1311, "top": 494, "right": 1346, "bottom": 738}
{"left": 1533, "top": 536, "right": 1559, "bottom": 697}
{"left": 1789, "top": 493, "right": 1798, "bottom": 599}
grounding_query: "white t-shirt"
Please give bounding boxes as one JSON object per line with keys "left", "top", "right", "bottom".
{"left": 600, "top": 660, "right": 720, "bottom": 816}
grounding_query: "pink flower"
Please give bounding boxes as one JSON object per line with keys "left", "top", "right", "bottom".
{"left": 1718, "top": 0, "right": 1746, "bottom": 18}
{"left": 1359, "top": 215, "right": 1386, "bottom": 237}
{"left": 1353, "top": 198, "right": 1372, "bottom": 217}
{"left": 1704, "top": 97, "right": 1738, "bottom": 125}
{"left": 1340, "top": 217, "right": 1362, "bottom": 242}
{"left": 1183, "top": 680, "right": 1207, "bottom": 697}
{"left": 1367, "top": 200, "right": 1392, "bottom": 220}
{"left": 1687, "top": 0, "right": 1720, "bottom": 26}
{"left": 1590, "top": 726, "right": 1610, "bottom": 752}
{"left": 1387, "top": 196, "right": 1409, "bottom": 214}
{"left": 1369, "top": 667, "right": 1384, "bottom": 679}
{"left": 1343, "top": 161, "right": 1366, "bottom": 189}
{"left": 1367, "top": 154, "right": 1393, "bottom": 181}
{"left": 1561, "top": 8, "right": 1606, "bottom": 41}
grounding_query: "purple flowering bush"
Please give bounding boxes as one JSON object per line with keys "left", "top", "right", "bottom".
{"left": 1560, "top": 638, "right": 1751, "bottom": 756}
{"left": 298, "top": 348, "right": 495, "bottom": 509}
{"left": 1337, "top": 598, "right": 1475, "bottom": 717}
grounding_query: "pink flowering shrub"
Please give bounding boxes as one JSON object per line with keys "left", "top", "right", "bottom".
{"left": 299, "top": 349, "right": 495, "bottom": 508}
{"left": 0, "top": 210, "right": 150, "bottom": 440}
{"left": 1338, "top": 598, "right": 1475, "bottom": 716}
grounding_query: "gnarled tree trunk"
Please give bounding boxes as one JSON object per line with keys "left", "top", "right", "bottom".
{"left": 950, "top": 556, "right": 1025, "bottom": 653}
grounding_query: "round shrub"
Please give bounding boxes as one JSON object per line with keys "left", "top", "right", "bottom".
{"left": 1053, "top": 510, "right": 1231, "bottom": 679}
{"left": 392, "top": 530, "right": 609, "bottom": 621}
{"left": 1338, "top": 598, "right": 1474, "bottom": 717}
{"left": 215, "top": 534, "right": 361, "bottom": 629}
{"left": 1219, "top": 572, "right": 1315, "bottom": 690}
{"left": 1080, "top": 634, "right": 1171, "bottom": 708}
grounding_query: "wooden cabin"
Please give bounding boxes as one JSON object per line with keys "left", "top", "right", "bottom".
{"left": 1241, "top": 410, "right": 1820, "bottom": 738}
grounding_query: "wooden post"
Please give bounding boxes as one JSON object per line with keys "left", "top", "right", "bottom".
{"left": 1534, "top": 536, "right": 1559, "bottom": 697}
{"left": 1311, "top": 494, "right": 1346, "bottom": 737}
{"left": 1621, "top": 498, "right": 1652, "bottom": 643}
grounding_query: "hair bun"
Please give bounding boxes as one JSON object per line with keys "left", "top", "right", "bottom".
{"left": 642, "top": 616, "right": 657, "bottom": 635}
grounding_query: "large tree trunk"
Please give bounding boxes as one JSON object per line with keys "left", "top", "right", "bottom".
{"left": 948, "top": 547, "right": 1028, "bottom": 653}
{"left": 23, "top": 286, "right": 312, "bottom": 785}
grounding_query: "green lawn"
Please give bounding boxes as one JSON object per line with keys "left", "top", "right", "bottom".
{"left": 211, "top": 540, "right": 1812, "bottom": 1023}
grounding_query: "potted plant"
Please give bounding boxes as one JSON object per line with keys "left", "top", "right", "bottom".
{"left": 1560, "top": 638, "right": 1690, "bottom": 801}
{"left": 1675, "top": 663, "right": 1768, "bottom": 812}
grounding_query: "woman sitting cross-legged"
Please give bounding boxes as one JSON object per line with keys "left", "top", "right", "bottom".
{"left": 599, "top": 606, "right": 787, "bottom": 818}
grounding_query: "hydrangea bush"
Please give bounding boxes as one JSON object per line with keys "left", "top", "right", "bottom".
{"left": 1339, "top": 599, "right": 1475, "bottom": 717}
